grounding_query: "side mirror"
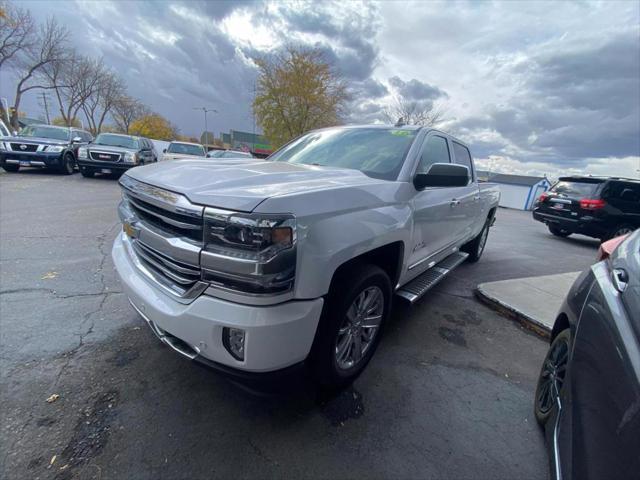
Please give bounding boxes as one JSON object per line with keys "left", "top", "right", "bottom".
{"left": 162, "top": 148, "right": 167, "bottom": 153}
{"left": 72, "top": 136, "right": 82, "bottom": 143}
{"left": 414, "top": 163, "right": 470, "bottom": 190}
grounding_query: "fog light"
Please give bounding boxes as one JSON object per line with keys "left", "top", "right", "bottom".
{"left": 223, "top": 327, "right": 245, "bottom": 361}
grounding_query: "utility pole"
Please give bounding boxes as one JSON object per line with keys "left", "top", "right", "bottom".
{"left": 40, "top": 92, "right": 51, "bottom": 124}
{"left": 193, "top": 107, "right": 217, "bottom": 147}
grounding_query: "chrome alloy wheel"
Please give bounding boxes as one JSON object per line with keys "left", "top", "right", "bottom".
{"left": 335, "top": 286, "right": 384, "bottom": 370}
{"left": 537, "top": 335, "right": 569, "bottom": 415}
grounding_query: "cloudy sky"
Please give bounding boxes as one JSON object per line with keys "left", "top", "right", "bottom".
{"left": 3, "top": 0, "right": 639, "bottom": 178}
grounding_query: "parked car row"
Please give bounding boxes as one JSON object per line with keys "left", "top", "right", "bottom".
{"left": 1, "top": 124, "right": 255, "bottom": 177}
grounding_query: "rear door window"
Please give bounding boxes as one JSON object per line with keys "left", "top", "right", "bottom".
{"left": 417, "top": 135, "right": 450, "bottom": 174}
{"left": 550, "top": 181, "right": 601, "bottom": 198}
{"left": 451, "top": 141, "right": 474, "bottom": 181}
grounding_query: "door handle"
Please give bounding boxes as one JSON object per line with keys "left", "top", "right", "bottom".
{"left": 450, "top": 199, "right": 460, "bottom": 207}
{"left": 612, "top": 268, "right": 628, "bottom": 292}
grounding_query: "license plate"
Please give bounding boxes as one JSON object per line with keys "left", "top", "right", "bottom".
{"left": 101, "top": 168, "right": 112, "bottom": 174}
{"left": 551, "top": 203, "right": 564, "bottom": 210}
{"left": 19, "top": 161, "right": 30, "bottom": 166}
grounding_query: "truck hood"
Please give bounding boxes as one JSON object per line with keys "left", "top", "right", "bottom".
{"left": 125, "top": 158, "right": 386, "bottom": 211}
{"left": 4, "top": 136, "right": 68, "bottom": 146}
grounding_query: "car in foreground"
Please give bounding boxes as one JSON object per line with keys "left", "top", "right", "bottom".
{"left": 162, "top": 141, "right": 206, "bottom": 160}
{"left": 112, "top": 125, "right": 500, "bottom": 387}
{"left": 532, "top": 176, "right": 639, "bottom": 241}
{"left": 534, "top": 229, "right": 639, "bottom": 480}
{"left": 0, "top": 125, "right": 92, "bottom": 174}
{"left": 207, "top": 149, "right": 253, "bottom": 159}
{"left": 76, "top": 133, "right": 157, "bottom": 178}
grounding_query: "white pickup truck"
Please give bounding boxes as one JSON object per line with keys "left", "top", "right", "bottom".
{"left": 112, "top": 125, "right": 499, "bottom": 387}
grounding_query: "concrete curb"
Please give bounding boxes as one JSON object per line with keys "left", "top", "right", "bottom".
{"left": 475, "top": 285, "right": 551, "bottom": 339}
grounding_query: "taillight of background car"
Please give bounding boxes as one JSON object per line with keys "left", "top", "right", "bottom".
{"left": 580, "top": 198, "right": 606, "bottom": 210}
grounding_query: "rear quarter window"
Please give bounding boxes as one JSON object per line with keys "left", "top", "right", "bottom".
{"left": 551, "top": 181, "right": 601, "bottom": 198}
{"left": 452, "top": 141, "right": 474, "bottom": 181}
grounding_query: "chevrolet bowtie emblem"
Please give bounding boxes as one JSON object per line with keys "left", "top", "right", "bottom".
{"left": 19, "top": 144, "right": 27, "bottom": 150}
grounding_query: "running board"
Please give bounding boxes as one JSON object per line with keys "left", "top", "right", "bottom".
{"left": 396, "top": 251, "right": 469, "bottom": 303}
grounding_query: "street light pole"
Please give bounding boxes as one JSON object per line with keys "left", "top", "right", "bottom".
{"left": 193, "top": 107, "right": 217, "bottom": 147}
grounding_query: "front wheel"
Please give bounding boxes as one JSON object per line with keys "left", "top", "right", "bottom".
{"left": 309, "top": 264, "right": 391, "bottom": 388}
{"left": 80, "top": 166, "right": 95, "bottom": 178}
{"left": 534, "top": 328, "right": 570, "bottom": 425}
{"left": 1, "top": 163, "right": 19, "bottom": 173}
{"left": 59, "top": 153, "right": 75, "bottom": 175}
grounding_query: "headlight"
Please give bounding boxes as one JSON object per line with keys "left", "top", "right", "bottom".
{"left": 202, "top": 208, "right": 296, "bottom": 294}
{"left": 124, "top": 152, "right": 138, "bottom": 164}
{"left": 78, "top": 147, "right": 88, "bottom": 159}
{"left": 46, "top": 145, "right": 64, "bottom": 153}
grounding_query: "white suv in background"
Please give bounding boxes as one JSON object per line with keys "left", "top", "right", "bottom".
{"left": 162, "top": 141, "right": 206, "bottom": 161}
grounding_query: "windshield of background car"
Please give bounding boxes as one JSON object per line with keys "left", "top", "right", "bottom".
{"left": 269, "top": 127, "right": 418, "bottom": 180}
{"left": 207, "top": 150, "right": 224, "bottom": 157}
{"left": 223, "top": 151, "right": 251, "bottom": 158}
{"left": 550, "top": 180, "right": 601, "bottom": 198}
{"left": 20, "top": 125, "right": 70, "bottom": 141}
{"left": 167, "top": 143, "right": 205, "bottom": 156}
{"left": 94, "top": 134, "right": 138, "bottom": 149}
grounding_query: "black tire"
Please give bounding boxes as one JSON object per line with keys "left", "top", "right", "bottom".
{"left": 80, "top": 166, "right": 95, "bottom": 178}
{"left": 534, "top": 328, "right": 570, "bottom": 425}
{"left": 548, "top": 225, "right": 570, "bottom": 237}
{"left": 606, "top": 224, "right": 635, "bottom": 241}
{"left": 462, "top": 216, "right": 491, "bottom": 262}
{"left": 59, "top": 152, "right": 75, "bottom": 175}
{"left": 309, "top": 264, "right": 392, "bottom": 388}
{"left": 1, "top": 163, "right": 19, "bottom": 172}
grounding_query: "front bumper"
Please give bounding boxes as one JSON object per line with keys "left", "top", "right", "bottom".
{"left": 532, "top": 210, "right": 607, "bottom": 238}
{"left": 77, "top": 158, "right": 135, "bottom": 171}
{"left": 112, "top": 232, "right": 324, "bottom": 373}
{"left": 0, "top": 151, "right": 63, "bottom": 167}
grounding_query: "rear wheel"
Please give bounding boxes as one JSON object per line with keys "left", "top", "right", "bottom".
{"left": 1, "top": 163, "right": 19, "bottom": 173}
{"left": 534, "top": 328, "right": 570, "bottom": 425}
{"left": 608, "top": 224, "right": 635, "bottom": 240}
{"left": 548, "top": 225, "right": 570, "bottom": 237}
{"left": 59, "top": 152, "right": 75, "bottom": 175}
{"left": 462, "top": 216, "right": 491, "bottom": 262}
{"left": 309, "top": 264, "right": 391, "bottom": 388}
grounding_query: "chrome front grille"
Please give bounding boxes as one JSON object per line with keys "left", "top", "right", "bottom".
{"left": 119, "top": 175, "right": 207, "bottom": 301}
{"left": 132, "top": 239, "right": 201, "bottom": 294}
{"left": 125, "top": 193, "right": 203, "bottom": 242}
{"left": 90, "top": 151, "right": 121, "bottom": 162}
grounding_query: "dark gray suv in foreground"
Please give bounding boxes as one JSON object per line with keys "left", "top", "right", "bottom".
{"left": 534, "top": 230, "right": 639, "bottom": 480}
{"left": 77, "top": 133, "right": 157, "bottom": 178}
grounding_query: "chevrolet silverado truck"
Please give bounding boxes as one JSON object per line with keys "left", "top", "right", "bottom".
{"left": 0, "top": 124, "right": 92, "bottom": 174}
{"left": 77, "top": 133, "right": 157, "bottom": 178}
{"left": 113, "top": 125, "right": 500, "bottom": 387}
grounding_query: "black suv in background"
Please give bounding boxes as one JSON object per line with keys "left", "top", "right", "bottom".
{"left": 533, "top": 176, "right": 639, "bottom": 240}
{"left": 0, "top": 124, "right": 92, "bottom": 175}
{"left": 77, "top": 133, "right": 157, "bottom": 178}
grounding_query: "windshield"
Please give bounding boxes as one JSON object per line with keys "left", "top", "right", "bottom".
{"left": 551, "top": 180, "right": 601, "bottom": 198}
{"left": 207, "top": 150, "right": 224, "bottom": 158}
{"left": 167, "top": 143, "right": 205, "bottom": 156}
{"left": 20, "top": 125, "right": 70, "bottom": 141}
{"left": 94, "top": 134, "right": 138, "bottom": 149}
{"left": 269, "top": 127, "right": 418, "bottom": 180}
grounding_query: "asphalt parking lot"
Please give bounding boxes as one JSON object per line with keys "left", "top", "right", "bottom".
{"left": 0, "top": 169, "right": 600, "bottom": 480}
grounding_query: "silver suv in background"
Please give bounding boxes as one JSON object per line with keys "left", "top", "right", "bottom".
{"left": 207, "top": 149, "right": 253, "bottom": 159}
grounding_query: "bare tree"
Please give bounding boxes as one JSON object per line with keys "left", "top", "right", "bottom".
{"left": 9, "top": 17, "right": 69, "bottom": 128}
{"left": 382, "top": 95, "right": 446, "bottom": 127}
{"left": 112, "top": 95, "right": 148, "bottom": 134}
{"left": 81, "top": 66, "right": 124, "bottom": 134}
{"left": 0, "top": 2, "right": 36, "bottom": 71}
{"left": 45, "top": 53, "right": 99, "bottom": 127}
